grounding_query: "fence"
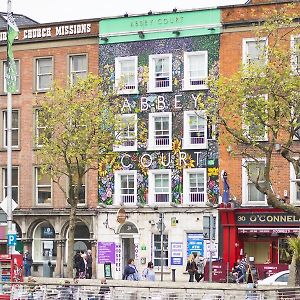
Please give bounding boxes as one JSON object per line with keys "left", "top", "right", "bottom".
{"left": 5, "top": 281, "right": 300, "bottom": 300}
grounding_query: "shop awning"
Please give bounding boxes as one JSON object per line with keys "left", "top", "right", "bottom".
{"left": 238, "top": 227, "right": 300, "bottom": 234}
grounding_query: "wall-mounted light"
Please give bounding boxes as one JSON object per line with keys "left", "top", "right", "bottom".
{"left": 138, "top": 31, "right": 145, "bottom": 39}
{"left": 173, "top": 8, "right": 177, "bottom": 13}
{"left": 172, "top": 30, "right": 180, "bottom": 36}
{"left": 124, "top": 12, "right": 128, "bottom": 17}
{"left": 100, "top": 37, "right": 108, "bottom": 42}
{"left": 148, "top": 10, "right": 153, "bottom": 15}
{"left": 149, "top": 220, "right": 155, "bottom": 226}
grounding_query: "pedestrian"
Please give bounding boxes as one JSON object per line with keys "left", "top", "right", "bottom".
{"left": 195, "top": 254, "right": 206, "bottom": 282}
{"left": 142, "top": 261, "right": 155, "bottom": 281}
{"left": 237, "top": 255, "right": 248, "bottom": 283}
{"left": 86, "top": 249, "right": 93, "bottom": 279}
{"left": 23, "top": 250, "right": 33, "bottom": 277}
{"left": 123, "top": 258, "right": 139, "bottom": 280}
{"left": 98, "top": 278, "right": 110, "bottom": 300}
{"left": 186, "top": 254, "right": 197, "bottom": 282}
{"left": 79, "top": 252, "right": 87, "bottom": 279}
{"left": 73, "top": 250, "right": 81, "bottom": 279}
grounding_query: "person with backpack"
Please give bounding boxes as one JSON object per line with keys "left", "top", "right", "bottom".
{"left": 123, "top": 258, "right": 139, "bottom": 281}
{"left": 142, "top": 261, "right": 155, "bottom": 281}
{"left": 195, "top": 254, "right": 206, "bottom": 282}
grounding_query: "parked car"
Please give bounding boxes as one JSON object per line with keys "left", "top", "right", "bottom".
{"left": 257, "top": 270, "right": 289, "bottom": 286}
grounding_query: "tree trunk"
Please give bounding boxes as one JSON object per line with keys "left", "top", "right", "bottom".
{"left": 67, "top": 204, "right": 77, "bottom": 278}
{"left": 288, "top": 255, "right": 296, "bottom": 286}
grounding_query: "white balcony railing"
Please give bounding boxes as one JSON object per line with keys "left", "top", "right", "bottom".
{"left": 121, "top": 194, "right": 136, "bottom": 204}
{"left": 155, "top": 78, "right": 170, "bottom": 88}
{"left": 189, "top": 192, "right": 205, "bottom": 203}
{"left": 155, "top": 137, "right": 170, "bottom": 146}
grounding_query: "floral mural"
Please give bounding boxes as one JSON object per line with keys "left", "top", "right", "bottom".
{"left": 99, "top": 34, "right": 220, "bottom": 206}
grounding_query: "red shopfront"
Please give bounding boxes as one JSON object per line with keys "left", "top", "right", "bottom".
{"left": 219, "top": 206, "right": 295, "bottom": 275}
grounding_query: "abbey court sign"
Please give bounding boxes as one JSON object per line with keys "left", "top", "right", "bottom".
{"left": 0, "top": 23, "right": 92, "bottom": 42}
{"left": 236, "top": 212, "right": 300, "bottom": 225}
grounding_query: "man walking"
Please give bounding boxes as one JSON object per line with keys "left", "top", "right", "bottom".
{"left": 23, "top": 250, "right": 33, "bottom": 277}
{"left": 86, "top": 249, "right": 93, "bottom": 279}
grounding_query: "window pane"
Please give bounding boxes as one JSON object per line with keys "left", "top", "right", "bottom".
{"left": 38, "top": 187, "right": 51, "bottom": 204}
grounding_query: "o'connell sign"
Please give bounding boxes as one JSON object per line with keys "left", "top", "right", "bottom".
{"left": 236, "top": 212, "right": 300, "bottom": 225}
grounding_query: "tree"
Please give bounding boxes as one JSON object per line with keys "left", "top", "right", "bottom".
{"left": 205, "top": 7, "right": 300, "bottom": 285}
{"left": 36, "top": 74, "right": 122, "bottom": 277}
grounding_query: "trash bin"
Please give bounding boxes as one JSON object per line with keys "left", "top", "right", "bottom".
{"left": 43, "top": 260, "right": 54, "bottom": 277}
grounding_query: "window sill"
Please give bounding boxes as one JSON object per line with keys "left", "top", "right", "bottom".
{"left": 0, "top": 92, "right": 21, "bottom": 96}
{"left": 182, "top": 85, "right": 208, "bottom": 91}
{"left": 113, "top": 146, "right": 137, "bottom": 152}
{"left": 147, "top": 145, "right": 172, "bottom": 151}
{"left": 33, "top": 89, "right": 50, "bottom": 94}
{"left": 117, "top": 90, "right": 139, "bottom": 95}
{"left": 241, "top": 202, "right": 268, "bottom": 207}
{"left": 182, "top": 144, "right": 208, "bottom": 150}
{"left": 147, "top": 88, "right": 173, "bottom": 93}
{"left": 0, "top": 147, "right": 21, "bottom": 152}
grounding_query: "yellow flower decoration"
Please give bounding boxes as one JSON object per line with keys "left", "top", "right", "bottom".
{"left": 185, "top": 153, "right": 195, "bottom": 169}
{"left": 172, "top": 139, "right": 181, "bottom": 154}
{"left": 99, "top": 159, "right": 108, "bottom": 177}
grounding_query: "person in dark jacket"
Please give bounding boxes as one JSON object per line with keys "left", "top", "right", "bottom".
{"left": 86, "top": 249, "right": 93, "bottom": 279}
{"left": 73, "top": 251, "right": 81, "bottom": 279}
{"left": 186, "top": 254, "right": 197, "bottom": 282}
{"left": 123, "top": 258, "right": 139, "bottom": 280}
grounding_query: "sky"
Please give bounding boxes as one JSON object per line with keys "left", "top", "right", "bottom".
{"left": 1, "top": 0, "right": 246, "bottom": 23}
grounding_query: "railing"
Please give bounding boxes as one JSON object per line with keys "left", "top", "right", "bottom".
{"left": 8, "top": 280, "right": 300, "bottom": 300}
{"left": 155, "top": 78, "right": 170, "bottom": 88}
{"left": 190, "top": 136, "right": 205, "bottom": 145}
{"left": 121, "top": 194, "right": 135, "bottom": 204}
{"left": 155, "top": 137, "right": 170, "bottom": 146}
{"left": 189, "top": 192, "right": 205, "bottom": 203}
{"left": 122, "top": 139, "right": 135, "bottom": 147}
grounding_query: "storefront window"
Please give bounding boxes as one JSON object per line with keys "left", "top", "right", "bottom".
{"left": 279, "top": 238, "right": 292, "bottom": 264}
{"left": 33, "top": 222, "right": 57, "bottom": 262}
{"left": 153, "top": 234, "right": 168, "bottom": 268}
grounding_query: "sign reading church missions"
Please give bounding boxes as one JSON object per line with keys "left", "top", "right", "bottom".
{"left": 0, "top": 23, "right": 92, "bottom": 42}
{"left": 236, "top": 212, "right": 300, "bottom": 225}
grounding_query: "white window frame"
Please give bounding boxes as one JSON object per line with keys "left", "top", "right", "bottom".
{"left": 183, "top": 168, "right": 207, "bottom": 205}
{"left": 242, "top": 158, "right": 267, "bottom": 206}
{"left": 35, "top": 108, "right": 46, "bottom": 147}
{"left": 114, "top": 170, "right": 137, "bottom": 206}
{"left": 148, "top": 112, "right": 172, "bottom": 151}
{"left": 290, "top": 162, "right": 300, "bottom": 205}
{"left": 36, "top": 57, "right": 53, "bottom": 91}
{"left": 148, "top": 169, "right": 172, "bottom": 205}
{"left": 114, "top": 114, "right": 137, "bottom": 152}
{"left": 148, "top": 54, "right": 172, "bottom": 93}
{"left": 243, "top": 95, "right": 268, "bottom": 141}
{"left": 3, "top": 59, "right": 20, "bottom": 93}
{"left": 2, "top": 166, "right": 19, "bottom": 203}
{"left": 183, "top": 51, "right": 208, "bottom": 90}
{"left": 242, "top": 38, "right": 268, "bottom": 67}
{"left": 35, "top": 167, "right": 52, "bottom": 205}
{"left": 115, "top": 56, "right": 138, "bottom": 94}
{"left": 69, "top": 54, "right": 88, "bottom": 84}
{"left": 183, "top": 110, "right": 208, "bottom": 149}
{"left": 153, "top": 233, "right": 169, "bottom": 270}
{"left": 291, "top": 35, "right": 300, "bottom": 75}
{"left": 3, "top": 109, "right": 19, "bottom": 148}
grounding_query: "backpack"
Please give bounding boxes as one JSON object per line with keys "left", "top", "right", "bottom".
{"left": 197, "top": 260, "right": 205, "bottom": 274}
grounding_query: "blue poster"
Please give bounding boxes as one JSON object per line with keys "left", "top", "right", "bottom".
{"left": 187, "top": 233, "right": 204, "bottom": 257}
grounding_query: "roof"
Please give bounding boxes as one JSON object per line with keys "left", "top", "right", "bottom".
{"left": 0, "top": 12, "right": 38, "bottom": 29}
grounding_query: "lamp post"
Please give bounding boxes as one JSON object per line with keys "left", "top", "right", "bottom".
{"left": 157, "top": 212, "right": 165, "bottom": 281}
{"left": 209, "top": 213, "right": 214, "bottom": 282}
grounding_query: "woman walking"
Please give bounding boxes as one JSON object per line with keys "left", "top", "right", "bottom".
{"left": 186, "top": 254, "right": 197, "bottom": 282}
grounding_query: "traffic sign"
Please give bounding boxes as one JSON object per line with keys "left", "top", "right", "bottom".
{"left": 7, "top": 233, "right": 17, "bottom": 246}
{"left": 0, "top": 197, "right": 18, "bottom": 215}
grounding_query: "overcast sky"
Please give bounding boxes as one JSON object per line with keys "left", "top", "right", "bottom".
{"left": 1, "top": 0, "right": 246, "bottom": 23}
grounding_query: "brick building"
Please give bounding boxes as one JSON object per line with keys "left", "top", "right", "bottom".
{"left": 0, "top": 18, "right": 99, "bottom": 277}
{"left": 218, "top": 0, "right": 300, "bottom": 275}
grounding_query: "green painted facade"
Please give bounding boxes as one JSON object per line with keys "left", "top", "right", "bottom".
{"left": 99, "top": 9, "right": 220, "bottom": 44}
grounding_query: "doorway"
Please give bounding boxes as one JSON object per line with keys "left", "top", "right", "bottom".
{"left": 122, "top": 237, "right": 135, "bottom": 271}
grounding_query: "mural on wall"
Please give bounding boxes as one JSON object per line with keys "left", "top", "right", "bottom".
{"left": 98, "top": 35, "right": 220, "bottom": 206}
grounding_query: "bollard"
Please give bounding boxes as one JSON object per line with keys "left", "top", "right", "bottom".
{"left": 172, "top": 269, "right": 176, "bottom": 282}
